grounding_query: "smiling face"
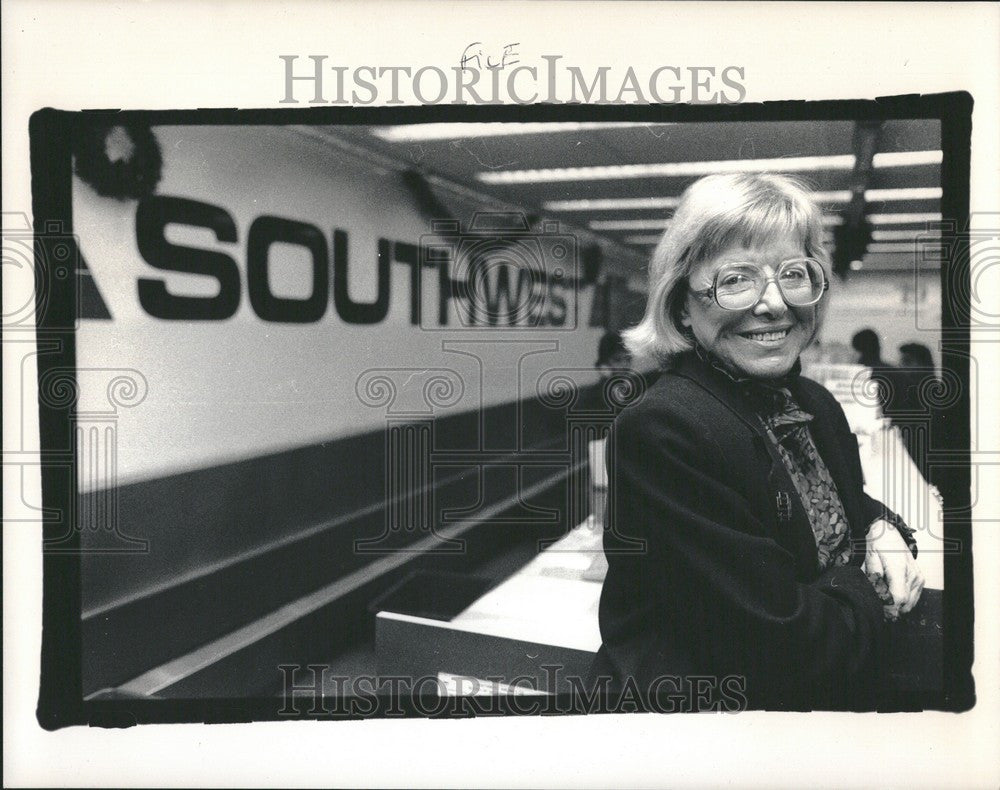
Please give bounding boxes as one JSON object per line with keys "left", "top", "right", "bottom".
{"left": 681, "top": 234, "right": 819, "bottom": 380}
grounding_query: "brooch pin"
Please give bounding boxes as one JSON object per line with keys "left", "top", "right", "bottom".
{"left": 776, "top": 491, "right": 793, "bottom": 522}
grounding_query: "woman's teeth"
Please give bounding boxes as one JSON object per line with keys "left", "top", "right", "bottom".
{"left": 745, "top": 329, "right": 790, "bottom": 341}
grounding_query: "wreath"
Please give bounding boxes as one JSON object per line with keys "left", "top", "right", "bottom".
{"left": 73, "top": 120, "right": 163, "bottom": 201}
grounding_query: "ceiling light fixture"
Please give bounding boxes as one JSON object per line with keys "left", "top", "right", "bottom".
{"left": 370, "top": 121, "right": 664, "bottom": 142}
{"left": 478, "top": 154, "right": 858, "bottom": 184}
{"left": 871, "top": 229, "right": 941, "bottom": 241}
{"left": 871, "top": 150, "right": 943, "bottom": 168}
{"left": 868, "top": 213, "right": 943, "bottom": 225}
{"left": 590, "top": 219, "right": 671, "bottom": 231}
{"left": 867, "top": 243, "right": 917, "bottom": 254}
{"left": 811, "top": 191, "right": 853, "bottom": 203}
{"left": 544, "top": 196, "right": 681, "bottom": 211}
{"left": 478, "top": 150, "right": 941, "bottom": 185}
{"left": 864, "top": 187, "right": 943, "bottom": 201}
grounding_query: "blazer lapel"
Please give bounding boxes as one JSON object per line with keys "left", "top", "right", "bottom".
{"left": 670, "top": 354, "right": 821, "bottom": 577}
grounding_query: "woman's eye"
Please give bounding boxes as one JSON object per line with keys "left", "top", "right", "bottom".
{"left": 780, "top": 267, "right": 807, "bottom": 281}
{"left": 720, "top": 273, "right": 751, "bottom": 287}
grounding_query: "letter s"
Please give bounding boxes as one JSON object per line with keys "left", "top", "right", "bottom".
{"left": 718, "top": 674, "right": 748, "bottom": 712}
{"left": 720, "top": 66, "right": 747, "bottom": 105}
{"left": 136, "top": 195, "right": 241, "bottom": 320}
{"left": 543, "top": 281, "right": 567, "bottom": 326}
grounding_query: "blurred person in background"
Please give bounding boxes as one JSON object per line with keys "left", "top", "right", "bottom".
{"left": 899, "top": 342, "right": 935, "bottom": 372}
{"left": 595, "top": 329, "right": 632, "bottom": 380}
{"left": 893, "top": 342, "right": 940, "bottom": 481}
{"left": 852, "top": 328, "right": 911, "bottom": 423}
{"left": 851, "top": 328, "right": 890, "bottom": 369}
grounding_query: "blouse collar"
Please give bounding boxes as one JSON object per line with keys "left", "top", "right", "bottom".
{"left": 689, "top": 342, "right": 812, "bottom": 425}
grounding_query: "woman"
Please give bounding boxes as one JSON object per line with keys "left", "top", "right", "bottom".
{"left": 591, "top": 173, "right": 925, "bottom": 710}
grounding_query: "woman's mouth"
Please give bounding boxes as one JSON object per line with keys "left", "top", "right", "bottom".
{"left": 740, "top": 328, "right": 791, "bottom": 343}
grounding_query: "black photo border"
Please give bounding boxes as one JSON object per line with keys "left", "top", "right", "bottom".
{"left": 31, "top": 92, "right": 974, "bottom": 729}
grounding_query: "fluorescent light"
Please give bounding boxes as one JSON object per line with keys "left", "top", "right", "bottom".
{"left": 812, "top": 191, "right": 852, "bottom": 203}
{"left": 871, "top": 229, "right": 941, "bottom": 241}
{"left": 868, "top": 213, "right": 942, "bottom": 225}
{"left": 548, "top": 191, "right": 849, "bottom": 212}
{"left": 624, "top": 235, "right": 664, "bottom": 245}
{"left": 371, "top": 122, "right": 661, "bottom": 142}
{"left": 850, "top": 260, "right": 864, "bottom": 271}
{"left": 872, "top": 150, "right": 942, "bottom": 168}
{"left": 865, "top": 187, "right": 942, "bottom": 201}
{"left": 867, "top": 243, "right": 916, "bottom": 254}
{"left": 478, "top": 154, "right": 857, "bottom": 184}
{"left": 542, "top": 189, "right": 851, "bottom": 211}
{"left": 545, "top": 187, "right": 938, "bottom": 218}
{"left": 599, "top": 214, "right": 934, "bottom": 237}
{"left": 590, "top": 219, "right": 670, "bottom": 231}
{"left": 544, "top": 196, "right": 681, "bottom": 212}
{"left": 813, "top": 188, "right": 943, "bottom": 204}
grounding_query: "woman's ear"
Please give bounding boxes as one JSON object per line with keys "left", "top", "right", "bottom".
{"left": 678, "top": 300, "right": 691, "bottom": 329}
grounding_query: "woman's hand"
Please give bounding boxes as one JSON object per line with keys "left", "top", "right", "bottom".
{"left": 864, "top": 519, "right": 924, "bottom": 620}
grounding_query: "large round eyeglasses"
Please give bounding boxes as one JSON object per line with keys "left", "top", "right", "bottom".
{"left": 690, "top": 258, "right": 829, "bottom": 311}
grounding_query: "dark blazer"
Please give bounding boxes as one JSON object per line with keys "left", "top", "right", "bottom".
{"left": 591, "top": 351, "right": 909, "bottom": 710}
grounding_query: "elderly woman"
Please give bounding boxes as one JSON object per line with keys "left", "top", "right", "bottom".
{"left": 591, "top": 173, "right": 924, "bottom": 710}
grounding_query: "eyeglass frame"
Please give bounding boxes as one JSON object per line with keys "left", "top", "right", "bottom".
{"left": 688, "top": 257, "right": 830, "bottom": 311}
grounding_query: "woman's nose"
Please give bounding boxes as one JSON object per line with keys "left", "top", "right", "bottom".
{"left": 753, "top": 280, "right": 788, "bottom": 317}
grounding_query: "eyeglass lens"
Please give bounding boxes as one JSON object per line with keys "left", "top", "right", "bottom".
{"left": 714, "top": 259, "right": 824, "bottom": 309}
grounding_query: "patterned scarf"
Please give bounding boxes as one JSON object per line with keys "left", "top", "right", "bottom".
{"left": 692, "top": 345, "right": 855, "bottom": 574}
{"left": 759, "top": 387, "right": 854, "bottom": 572}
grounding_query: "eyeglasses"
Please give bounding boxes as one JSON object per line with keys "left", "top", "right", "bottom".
{"left": 689, "top": 258, "right": 829, "bottom": 311}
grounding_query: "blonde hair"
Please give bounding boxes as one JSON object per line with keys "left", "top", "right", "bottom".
{"left": 623, "top": 172, "right": 832, "bottom": 364}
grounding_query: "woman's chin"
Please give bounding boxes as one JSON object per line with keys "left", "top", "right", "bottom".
{"left": 735, "top": 354, "right": 797, "bottom": 380}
